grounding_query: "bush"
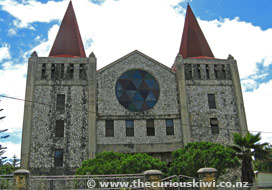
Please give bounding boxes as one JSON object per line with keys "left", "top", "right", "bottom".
{"left": 76, "top": 152, "right": 167, "bottom": 175}
{"left": 169, "top": 141, "right": 240, "bottom": 178}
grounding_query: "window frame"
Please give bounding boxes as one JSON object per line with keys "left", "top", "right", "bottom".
{"left": 56, "top": 94, "right": 65, "bottom": 111}
{"left": 146, "top": 119, "right": 155, "bottom": 136}
{"left": 207, "top": 94, "right": 216, "bottom": 109}
{"left": 55, "top": 120, "right": 64, "bottom": 137}
{"left": 54, "top": 149, "right": 64, "bottom": 167}
{"left": 210, "top": 118, "right": 219, "bottom": 134}
{"left": 105, "top": 120, "right": 114, "bottom": 137}
{"left": 166, "top": 119, "right": 174, "bottom": 136}
{"left": 125, "top": 120, "right": 134, "bottom": 137}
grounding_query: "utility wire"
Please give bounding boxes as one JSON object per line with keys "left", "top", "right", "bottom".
{"left": 1, "top": 94, "right": 272, "bottom": 135}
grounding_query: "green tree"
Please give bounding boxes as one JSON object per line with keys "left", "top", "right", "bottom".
{"left": 76, "top": 152, "right": 167, "bottom": 175}
{"left": 0, "top": 103, "right": 9, "bottom": 166}
{"left": 232, "top": 132, "right": 270, "bottom": 184}
{"left": 0, "top": 163, "right": 14, "bottom": 174}
{"left": 12, "top": 154, "right": 20, "bottom": 168}
{"left": 254, "top": 145, "right": 272, "bottom": 172}
{"left": 169, "top": 141, "right": 240, "bottom": 178}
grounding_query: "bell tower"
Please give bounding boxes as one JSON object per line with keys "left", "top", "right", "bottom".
{"left": 173, "top": 5, "right": 248, "bottom": 146}
{"left": 20, "top": 1, "right": 97, "bottom": 175}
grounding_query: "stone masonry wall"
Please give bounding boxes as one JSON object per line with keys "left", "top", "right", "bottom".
{"left": 30, "top": 85, "right": 88, "bottom": 175}
{"left": 97, "top": 52, "right": 182, "bottom": 147}
{"left": 29, "top": 57, "right": 89, "bottom": 175}
{"left": 96, "top": 119, "right": 182, "bottom": 144}
{"left": 187, "top": 84, "right": 240, "bottom": 145}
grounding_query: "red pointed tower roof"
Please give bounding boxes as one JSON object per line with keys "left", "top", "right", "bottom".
{"left": 179, "top": 4, "right": 214, "bottom": 59}
{"left": 171, "top": 5, "right": 214, "bottom": 71}
{"left": 49, "top": 1, "right": 86, "bottom": 57}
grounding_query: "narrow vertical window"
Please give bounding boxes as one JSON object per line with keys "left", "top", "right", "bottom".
{"left": 56, "top": 120, "right": 64, "bottom": 137}
{"left": 69, "top": 64, "right": 74, "bottom": 79}
{"left": 79, "top": 64, "right": 84, "bottom": 79}
{"left": 60, "top": 64, "right": 64, "bottom": 79}
{"left": 56, "top": 94, "right": 65, "bottom": 111}
{"left": 208, "top": 94, "right": 216, "bottom": 109}
{"left": 214, "top": 65, "right": 218, "bottom": 79}
{"left": 166, "top": 119, "right": 174, "bottom": 135}
{"left": 196, "top": 64, "right": 201, "bottom": 79}
{"left": 54, "top": 149, "right": 63, "bottom": 167}
{"left": 105, "top": 120, "right": 114, "bottom": 137}
{"left": 206, "top": 65, "right": 210, "bottom": 79}
{"left": 51, "top": 64, "right": 56, "bottom": 79}
{"left": 185, "top": 64, "right": 193, "bottom": 80}
{"left": 146, "top": 119, "right": 155, "bottom": 136}
{"left": 210, "top": 118, "right": 219, "bottom": 134}
{"left": 41, "top": 64, "right": 46, "bottom": 79}
{"left": 126, "top": 120, "right": 134, "bottom": 137}
{"left": 222, "top": 65, "right": 226, "bottom": 79}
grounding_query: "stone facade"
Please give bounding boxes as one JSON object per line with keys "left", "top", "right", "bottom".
{"left": 96, "top": 52, "right": 182, "bottom": 155}
{"left": 21, "top": 50, "right": 247, "bottom": 175}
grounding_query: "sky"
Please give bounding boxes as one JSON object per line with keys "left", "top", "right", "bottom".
{"left": 0, "top": 0, "right": 272, "bottom": 160}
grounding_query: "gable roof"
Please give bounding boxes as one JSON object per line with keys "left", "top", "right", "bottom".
{"left": 49, "top": 1, "right": 86, "bottom": 57}
{"left": 98, "top": 50, "right": 174, "bottom": 74}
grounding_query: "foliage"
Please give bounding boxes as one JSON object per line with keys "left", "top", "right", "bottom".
{"left": 232, "top": 132, "right": 270, "bottom": 184}
{"left": 0, "top": 163, "right": 15, "bottom": 174}
{"left": 76, "top": 152, "right": 167, "bottom": 175}
{"left": 168, "top": 141, "right": 240, "bottom": 178}
{"left": 12, "top": 154, "right": 20, "bottom": 168}
{"left": 254, "top": 145, "right": 272, "bottom": 172}
{"left": 0, "top": 103, "right": 9, "bottom": 166}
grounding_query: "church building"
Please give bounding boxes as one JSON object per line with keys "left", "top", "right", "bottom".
{"left": 20, "top": 1, "right": 248, "bottom": 175}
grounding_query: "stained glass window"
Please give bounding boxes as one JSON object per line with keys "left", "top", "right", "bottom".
{"left": 115, "top": 69, "right": 160, "bottom": 112}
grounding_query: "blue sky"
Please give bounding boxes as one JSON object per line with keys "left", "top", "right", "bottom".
{"left": 186, "top": 0, "right": 272, "bottom": 30}
{"left": 0, "top": 0, "right": 272, "bottom": 159}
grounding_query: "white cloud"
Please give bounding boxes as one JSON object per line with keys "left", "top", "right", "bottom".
{"left": 263, "top": 56, "right": 272, "bottom": 67}
{"left": 0, "top": 43, "right": 11, "bottom": 62}
{"left": 1, "top": 141, "right": 21, "bottom": 160}
{"left": 75, "top": 0, "right": 185, "bottom": 68}
{"left": 200, "top": 18, "right": 272, "bottom": 79}
{"left": 0, "top": 61, "right": 26, "bottom": 133}
{"left": 241, "top": 79, "right": 258, "bottom": 91}
{"left": 243, "top": 79, "right": 272, "bottom": 138}
{"left": 25, "top": 24, "right": 59, "bottom": 57}
{"left": 0, "top": 0, "right": 68, "bottom": 28}
{"left": 8, "top": 28, "right": 17, "bottom": 36}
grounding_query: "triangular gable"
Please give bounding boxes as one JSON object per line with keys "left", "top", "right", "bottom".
{"left": 98, "top": 50, "right": 175, "bottom": 74}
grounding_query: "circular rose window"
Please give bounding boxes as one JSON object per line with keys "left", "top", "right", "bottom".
{"left": 115, "top": 69, "right": 160, "bottom": 112}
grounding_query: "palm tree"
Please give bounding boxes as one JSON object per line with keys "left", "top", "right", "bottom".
{"left": 232, "top": 132, "right": 270, "bottom": 184}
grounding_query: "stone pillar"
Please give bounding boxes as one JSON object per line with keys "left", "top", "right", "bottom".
{"left": 228, "top": 55, "right": 248, "bottom": 136}
{"left": 175, "top": 54, "right": 191, "bottom": 146}
{"left": 144, "top": 170, "right": 162, "bottom": 190}
{"left": 197, "top": 168, "right": 218, "bottom": 190}
{"left": 87, "top": 52, "right": 97, "bottom": 159}
{"left": 13, "top": 169, "right": 30, "bottom": 190}
{"left": 20, "top": 51, "right": 38, "bottom": 169}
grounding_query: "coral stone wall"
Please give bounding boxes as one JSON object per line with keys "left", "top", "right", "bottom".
{"left": 96, "top": 52, "right": 182, "bottom": 149}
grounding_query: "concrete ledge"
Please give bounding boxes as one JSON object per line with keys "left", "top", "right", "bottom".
{"left": 97, "top": 142, "right": 182, "bottom": 153}
{"left": 13, "top": 169, "right": 30, "bottom": 174}
{"left": 144, "top": 170, "right": 162, "bottom": 175}
{"left": 197, "top": 168, "right": 218, "bottom": 173}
